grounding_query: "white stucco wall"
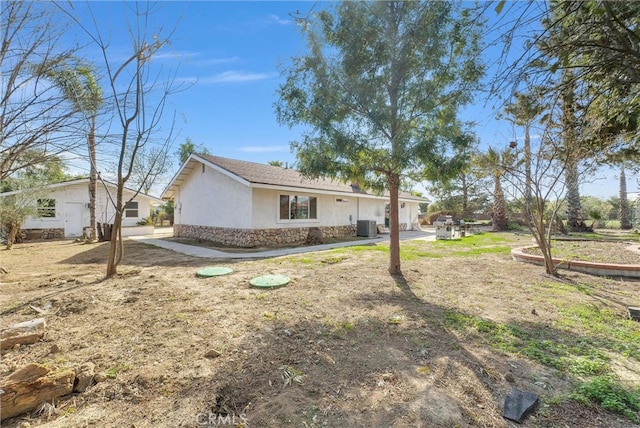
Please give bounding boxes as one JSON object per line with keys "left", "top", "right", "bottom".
{"left": 320, "top": 194, "right": 358, "bottom": 227}
{"left": 356, "top": 197, "right": 386, "bottom": 226}
{"left": 398, "top": 201, "right": 421, "bottom": 230}
{"left": 174, "top": 162, "right": 252, "bottom": 228}
{"left": 251, "top": 188, "right": 363, "bottom": 229}
{"left": 170, "top": 163, "right": 425, "bottom": 232}
{"left": 95, "top": 186, "right": 154, "bottom": 228}
{"left": 247, "top": 189, "right": 422, "bottom": 230}
{"left": 22, "top": 182, "right": 155, "bottom": 236}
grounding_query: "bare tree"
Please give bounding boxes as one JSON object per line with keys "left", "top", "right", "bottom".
{"left": 60, "top": 2, "right": 181, "bottom": 277}
{"left": 502, "top": 95, "right": 593, "bottom": 277}
{"left": 126, "top": 144, "right": 173, "bottom": 195}
{"left": 0, "top": 1, "right": 83, "bottom": 180}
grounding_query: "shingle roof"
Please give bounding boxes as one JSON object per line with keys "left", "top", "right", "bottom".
{"left": 199, "top": 154, "right": 372, "bottom": 195}
{"left": 163, "top": 153, "right": 429, "bottom": 202}
{"left": 0, "top": 178, "right": 163, "bottom": 204}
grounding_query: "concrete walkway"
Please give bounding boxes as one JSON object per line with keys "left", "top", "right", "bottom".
{"left": 129, "top": 229, "right": 436, "bottom": 259}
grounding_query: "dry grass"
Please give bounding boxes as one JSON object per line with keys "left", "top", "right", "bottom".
{"left": 0, "top": 233, "right": 638, "bottom": 427}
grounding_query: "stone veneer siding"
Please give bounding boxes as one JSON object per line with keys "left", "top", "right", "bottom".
{"left": 175, "top": 224, "right": 358, "bottom": 248}
{"left": 21, "top": 228, "right": 65, "bottom": 240}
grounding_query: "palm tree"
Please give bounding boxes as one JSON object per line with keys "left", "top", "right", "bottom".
{"left": 46, "top": 60, "right": 102, "bottom": 240}
{"left": 503, "top": 91, "right": 543, "bottom": 204}
{"left": 475, "top": 146, "right": 515, "bottom": 231}
{"left": 560, "top": 71, "right": 586, "bottom": 232}
{"left": 620, "top": 166, "right": 632, "bottom": 229}
{"left": 564, "top": 154, "right": 583, "bottom": 231}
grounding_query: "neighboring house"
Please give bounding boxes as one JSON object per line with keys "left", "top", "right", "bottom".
{"left": 0, "top": 178, "right": 163, "bottom": 239}
{"left": 162, "top": 153, "right": 430, "bottom": 247}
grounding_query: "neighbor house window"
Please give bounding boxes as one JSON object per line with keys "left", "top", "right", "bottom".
{"left": 37, "top": 199, "right": 56, "bottom": 218}
{"left": 279, "top": 195, "right": 317, "bottom": 220}
{"left": 124, "top": 201, "right": 139, "bottom": 218}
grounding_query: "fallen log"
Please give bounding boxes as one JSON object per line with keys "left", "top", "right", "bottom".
{"left": 0, "top": 363, "right": 74, "bottom": 421}
{"left": 1, "top": 318, "right": 46, "bottom": 351}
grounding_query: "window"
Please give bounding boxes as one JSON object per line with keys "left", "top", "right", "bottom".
{"left": 279, "top": 195, "right": 317, "bottom": 220}
{"left": 124, "top": 201, "right": 139, "bottom": 218}
{"left": 37, "top": 199, "right": 56, "bottom": 218}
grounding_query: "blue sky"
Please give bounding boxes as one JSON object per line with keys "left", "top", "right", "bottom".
{"left": 63, "top": 1, "right": 636, "bottom": 199}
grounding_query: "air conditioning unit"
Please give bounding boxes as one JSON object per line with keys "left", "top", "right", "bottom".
{"left": 356, "top": 220, "right": 377, "bottom": 237}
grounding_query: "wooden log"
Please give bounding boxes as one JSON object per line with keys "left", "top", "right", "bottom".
{"left": 1, "top": 318, "right": 46, "bottom": 351}
{"left": 0, "top": 363, "right": 75, "bottom": 421}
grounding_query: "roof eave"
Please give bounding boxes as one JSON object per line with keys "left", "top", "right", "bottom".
{"left": 161, "top": 153, "right": 250, "bottom": 199}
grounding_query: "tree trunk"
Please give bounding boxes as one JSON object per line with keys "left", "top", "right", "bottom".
{"left": 388, "top": 173, "right": 401, "bottom": 275}
{"left": 565, "top": 155, "right": 583, "bottom": 232}
{"left": 620, "top": 167, "right": 632, "bottom": 229}
{"left": 461, "top": 173, "right": 469, "bottom": 218}
{"left": 537, "top": 221, "right": 557, "bottom": 276}
{"left": 562, "top": 71, "right": 584, "bottom": 233}
{"left": 1, "top": 318, "right": 46, "bottom": 351}
{"left": 88, "top": 117, "right": 97, "bottom": 241}
{"left": 105, "top": 211, "right": 123, "bottom": 277}
{"left": 527, "top": 195, "right": 558, "bottom": 277}
{"left": 524, "top": 124, "right": 532, "bottom": 205}
{"left": 5, "top": 222, "right": 18, "bottom": 250}
{"left": 492, "top": 175, "right": 508, "bottom": 231}
{"left": 0, "top": 363, "right": 75, "bottom": 421}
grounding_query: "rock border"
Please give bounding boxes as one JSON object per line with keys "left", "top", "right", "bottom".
{"left": 511, "top": 246, "right": 640, "bottom": 279}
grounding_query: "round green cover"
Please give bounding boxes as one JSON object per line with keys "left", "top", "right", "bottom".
{"left": 249, "top": 274, "right": 291, "bottom": 288}
{"left": 196, "top": 267, "right": 234, "bottom": 278}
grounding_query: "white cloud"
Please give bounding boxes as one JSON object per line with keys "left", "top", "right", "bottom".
{"left": 196, "top": 56, "right": 240, "bottom": 66}
{"left": 196, "top": 71, "right": 274, "bottom": 84}
{"left": 268, "top": 14, "right": 291, "bottom": 25}
{"left": 146, "top": 51, "right": 239, "bottom": 67}
{"left": 240, "top": 145, "right": 289, "bottom": 153}
{"left": 151, "top": 50, "right": 196, "bottom": 60}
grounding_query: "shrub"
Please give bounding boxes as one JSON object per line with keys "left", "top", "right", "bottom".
{"left": 136, "top": 217, "right": 153, "bottom": 226}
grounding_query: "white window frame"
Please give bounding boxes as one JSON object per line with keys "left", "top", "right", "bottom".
{"left": 124, "top": 201, "right": 139, "bottom": 218}
{"left": 278, "top": 194, "right": 318, "bottom": 222}
{"left": 37, "top": 198, "right": 56, "bottom": 218}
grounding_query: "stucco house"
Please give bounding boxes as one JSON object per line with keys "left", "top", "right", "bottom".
{"left": 1, "top": 178, "right": 163, "bottom": 239}
{"left": 162, "top": 153, "right": 429, "bottom": 247}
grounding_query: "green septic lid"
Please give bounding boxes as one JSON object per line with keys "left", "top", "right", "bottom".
{"left": 249, "top": 274, "right": 291, "bottom": 289}
{"left": 196, "top": 267, "right": 234, "bottom": 278}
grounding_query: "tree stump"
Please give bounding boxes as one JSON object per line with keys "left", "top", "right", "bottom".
{"left": 305, "top": 227, "right": 324, "bottom": 245}
{"left": 0, "top": 363, "right": 74, "bottom": 421}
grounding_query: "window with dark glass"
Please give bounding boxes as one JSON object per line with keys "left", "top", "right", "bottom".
{"left": 279, "top": 195, "right": 317, "bottom": 220}
{"left": 125, "top": 201, "right": 139, "bottom": 218}
{"left": 37, "top": 199, "right": 56, "bottom": 217}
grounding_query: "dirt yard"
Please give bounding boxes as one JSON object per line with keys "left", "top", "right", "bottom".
{"left": 1, "top": 233, "right": 639, "bottom": 427}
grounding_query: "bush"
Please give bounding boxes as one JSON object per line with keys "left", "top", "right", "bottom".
{"left": 137, "top": 217, "right": 153, "bottom": 226}
{"left": 427, "top": 211, "right": 456, "bottom": 225}
{"left": 603, "top": 220, "right": 621, "bottom": 229}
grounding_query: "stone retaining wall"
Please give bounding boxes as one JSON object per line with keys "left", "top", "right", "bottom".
{"left": 511, "top": 246, "right": 640, "bottom": 279}
{"left": 21, "top": 228, "right": 65, "bottom": 240}
{"left": 175, "top": 224, "right": 357, "bottom": 248}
